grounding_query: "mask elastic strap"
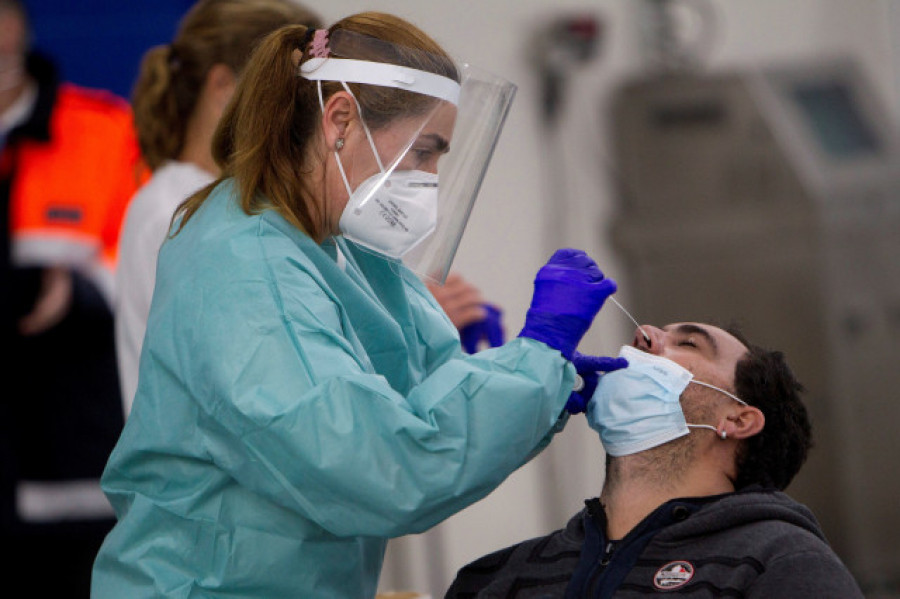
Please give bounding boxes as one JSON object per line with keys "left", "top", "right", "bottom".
{"left": 690, "top": 380, "right": 747, "bottom": 406}
{"left": 316, "top": 80, "right": 430, "bottom": 198}
{"left": 687, "top": 423, "right": 728, "bottom": 439}
{"left": 317, "top": 80, "right": 355, "bottom": 197}
{"left": 341, "top": 81, "right": 385, "bottom": 172}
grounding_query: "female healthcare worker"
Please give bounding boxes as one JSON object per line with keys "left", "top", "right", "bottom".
{"left": 91, "top": 12, "right": 623, "bottom": 599}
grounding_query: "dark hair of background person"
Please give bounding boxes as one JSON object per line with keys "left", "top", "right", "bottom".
{"left": 132, "top": 0, "right": 321, "bottom": 171}
{"left": 727, "top": 326, "right": 813, "bottom": 491}
{"left": 173, "top": 11, "right": 459, "bottom": 241}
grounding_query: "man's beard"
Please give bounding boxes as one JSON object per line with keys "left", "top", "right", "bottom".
{"left": 605, "top": 388, "right": 716, "bottom": 491}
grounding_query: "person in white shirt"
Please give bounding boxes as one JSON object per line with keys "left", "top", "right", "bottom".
{"left": 115, "top": 0, "right": 321, "bottom": 414}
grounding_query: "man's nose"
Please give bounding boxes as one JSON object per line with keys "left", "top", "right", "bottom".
{"left": 633, "top": 325, "right": 663, "bottom": 354}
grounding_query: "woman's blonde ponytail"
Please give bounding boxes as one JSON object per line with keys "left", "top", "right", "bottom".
{"left": 131, "top": 45, "right": 186, "bottom": 171}
{"left": 131, "top": 0, "right": 321, "bottom": 172}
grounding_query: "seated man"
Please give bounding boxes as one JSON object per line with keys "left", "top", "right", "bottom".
{"left": 445, "top": 322, "right": 863, "bottom": 598}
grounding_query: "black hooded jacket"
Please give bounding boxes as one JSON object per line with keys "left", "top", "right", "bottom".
{"left": 445, "top": 487, "right": 863, "bottom": 598}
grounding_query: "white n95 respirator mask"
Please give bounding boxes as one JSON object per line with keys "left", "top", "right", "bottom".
{"left": 587, "top": 345, "right": 747, "bottom": 456}
{"left": 338, "top": 169, "right": 438, "bottom": 259}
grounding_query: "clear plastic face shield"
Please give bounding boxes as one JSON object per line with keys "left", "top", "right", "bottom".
{"left": 299, "top": 30, "right": 516, "bottom": 284}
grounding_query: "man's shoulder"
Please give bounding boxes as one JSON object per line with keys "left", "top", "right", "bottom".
{"left": 640, "top": 490, "right": 863, "bottom": 598}
{"left": 50, "top": 84, "right": 135, "bottom": 143}
{"left": 444, "top": 509, "right": 587, "bottom": 598}
{"left": 658, "top": 489, "right": 834, "bottom": 558}
{"left": 44, "top": 84, "right": 136, "bottom": 158}
{"left": 683, "top": 489, "right": 825, "bottom": 539}
{"left": 55, "top": 83, "right": 131, "bottom": 117}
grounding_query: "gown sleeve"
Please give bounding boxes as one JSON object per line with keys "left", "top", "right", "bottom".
{"left": 160, "top": 241, "right": 574, "bottom": 539}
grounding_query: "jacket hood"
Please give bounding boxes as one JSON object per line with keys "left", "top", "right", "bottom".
{"left": 658, "top": 487, "right": 827, "bottom": 544}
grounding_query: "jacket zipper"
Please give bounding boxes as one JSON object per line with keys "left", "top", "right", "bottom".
{"left": 586, "top": 540, "right": 618, "bottom": 596}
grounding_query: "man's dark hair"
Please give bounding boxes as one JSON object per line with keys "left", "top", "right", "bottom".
{"left": 727, "top": 327, "right": 813, "bottom": 490}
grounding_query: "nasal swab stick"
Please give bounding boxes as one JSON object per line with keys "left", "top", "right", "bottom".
{"left": 609, "top": 296, "right": 650, "bottom": 343}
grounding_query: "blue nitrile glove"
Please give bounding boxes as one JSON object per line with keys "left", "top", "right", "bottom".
{"left": 459, "top": 304, "right": 505, "bottom": 354}
{"left": 518, "top": 249, "right": 617, "bottom": 360}
{"left": 565, "top": 352, "right": 629, "bottom": 414}
{"left": 483, "top": 304, "right": 505, "bottom": 348}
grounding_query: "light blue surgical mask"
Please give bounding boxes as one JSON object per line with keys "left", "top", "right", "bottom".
{"left": 587, "top": 345, "right": 747, "bottom": 457}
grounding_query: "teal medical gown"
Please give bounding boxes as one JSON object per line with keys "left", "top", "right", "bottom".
{"left": 91, "top": 181, "right": 575, "bottom": 598}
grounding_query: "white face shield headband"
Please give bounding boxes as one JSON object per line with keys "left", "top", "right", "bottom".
{"left": 301, "top": 57, "right": 461, "bottom": 105}
{"left": 297, "top": 29, "right": 516, "bottom": 282}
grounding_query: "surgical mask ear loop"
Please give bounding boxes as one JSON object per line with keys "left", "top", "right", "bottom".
{"left": 685, "top": 379, "right": 743, "bottom": 439}
{"left": 687, "top": 423, "right": 728, "bottom": 439}
{"left": 690, "top": 380, "right": 747, "bottom": 406}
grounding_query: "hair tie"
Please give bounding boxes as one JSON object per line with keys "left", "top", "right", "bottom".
{"left": 300, "top": 27, "right": 316, "bottom": 51}
{"left": 310, "top": 29, "right": 330, "bottom": 58}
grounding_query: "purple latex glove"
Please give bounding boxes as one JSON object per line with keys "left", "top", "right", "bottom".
{"left": 459, "top": 304, "right": 505, "bottom": 354}
{"left": 565, "top": 352, "right": 629, "bottom": 414}
{"left": 518, "top": 249, "right": 617, "bottom": 360}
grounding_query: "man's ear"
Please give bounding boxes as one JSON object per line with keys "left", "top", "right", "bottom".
{"left": 321, "top": 90, "right": 356, "bottom": 151}
{"left": 720, "top": 406, "right": 765, "bottom": 440}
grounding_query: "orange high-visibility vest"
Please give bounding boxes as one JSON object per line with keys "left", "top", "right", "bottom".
{"left": 5, "top": 83, "right": 147, "bottom": 301}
